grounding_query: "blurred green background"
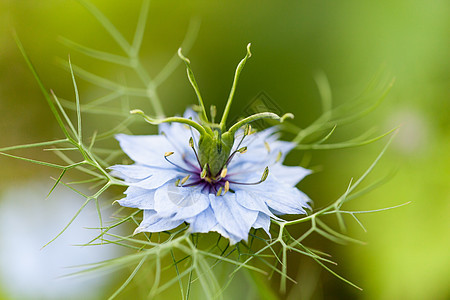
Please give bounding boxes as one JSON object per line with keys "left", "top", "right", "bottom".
{"left": 0, "top": 0, "right": 448, "bottom": 299}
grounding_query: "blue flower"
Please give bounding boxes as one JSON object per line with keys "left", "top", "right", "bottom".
{"left": 111, "top": 109, "right": 311, "bottom": 244}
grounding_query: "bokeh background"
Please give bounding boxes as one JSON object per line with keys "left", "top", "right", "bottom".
{"left": 0, "top": 0, "right": 448, "bottom": 299}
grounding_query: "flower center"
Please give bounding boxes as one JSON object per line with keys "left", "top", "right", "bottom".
{"left": 196, "top": 130, "right": 234, "bottom": 177}
{"left": 165, "top": 129, "right": 271, "bottom": 196}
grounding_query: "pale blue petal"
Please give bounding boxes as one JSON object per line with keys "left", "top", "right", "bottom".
{"left": 226, "top": 162, "right": 265, "bottom": 183}
{"left": 234, "top": 190, "right": 280, "bottom": 220}
{"left": 117, "top": 133, "right": 197, "bottom": 171}
{"left": 183, "top": 108, "right": 199, "bottom": 120}
{"left": 228, "top": 130, "right": 297, "bottom": 181}
{"left": 116, "top": 134, "right": 172, "bottom": 167}
{"left": 117, "top": 186, "right": 155, "bottom": 209}
{"left": 227, "top": 163, "right": 310, "bottom": 190}
{"left": 158, "top": 108, "right": 201, "bottom": 150}
{"left": 237, "top": 177, "right": 310, "bottom": 215}
{"left": 187, "top": 206, "right": 218, "bottom": 233}
{"left": 252, "top": 212, "right": 271, "bottom": 237}
{"left": 210, "top": 223, "right": 242, "bottom": 245}
{"left": 184, "top": 201, "right": 243, "bottom": 244}
{"left": 154, "top": 181, "right": 210, "bottom": 220}
{"left": 231, "top": 128, "right": 291, "bottom": 161}
{"left": 109, "top": 164, "right": 154, "bottom": 180}
{"left": 130, "top": 169, "right": 183, "bottom": 190}
{"left": 158, "top": 124, "right": 194, "bottom": 153}
{"left": 134, "top": 210, "right": 184, "bottom": 234}
{"left": 269, "top": 164, "right": 312, "bottom": 186}
{"left": 210, "top": 193, "right": 258, "bottom": 241}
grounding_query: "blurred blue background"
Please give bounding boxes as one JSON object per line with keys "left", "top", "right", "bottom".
{"left": 0, "top": 0, "right": 448, "bottom": 299}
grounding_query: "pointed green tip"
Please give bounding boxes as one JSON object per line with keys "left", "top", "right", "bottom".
{"left": 178, "top": 48, "right": 190, "bottom": 63}
{"left": 280, "top": 113, "right": 294, "bottom": 122}
{"left": 130, "top": 109, "right": 143, "bottom": 115}
{"left": 246, "top": 43, "right": 252, "bottom": 58}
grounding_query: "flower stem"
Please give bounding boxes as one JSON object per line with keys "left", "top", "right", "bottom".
{"left": 220, "top": 43, "right": 252, "bottom": 131}
{"left": 130, "top": 109, "right": 209, "bottom": 136}
{"left": 178, "top": 48, "right": 209, "bottom": 123}
{"left": 227, "top": 112, "right": 293, "bottom": 135}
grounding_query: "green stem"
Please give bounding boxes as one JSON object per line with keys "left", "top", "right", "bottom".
{"left": 227, "top": 112, "right": 293, "bottom": 136}
{"left": 131, "top": 109, "right": 209, "bottom": 136}
{"left": 177, "top": 48, "right": 209, "bottom": 122}
{"left": 220, "top": 43, "right": 252, "bottom": 130}
{"left": 14, "top": 34, "right": 73, "bottom": 140}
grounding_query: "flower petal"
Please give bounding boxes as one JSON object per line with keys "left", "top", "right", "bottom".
{"left": 134, "top": 210, "right": 184, "bottom": 234}
{"left": 269, "top": 164, "right": 311, "bottom": 186}
{"left": 187, "top": 206, "right": 218, "bottom": 233}
{"left": 117, "top": 186, "right": 156, "bottom": 209}
{"left": 252, "top": 212, "right": 271, "bottom": 237}
{"left": 210, "top": 223, "right": 242, "bottom": 245}
{"left": 234, "top": 190, "right": 279, "bottom": 220}
{"left": 131, "top": 168, "right": 183, "bottom": 190}
{"left": 238, "top": 177, "right": 310, "bottom": 215}
{"left": 210, "top": 193, "right": 258, "bottom": 242}
{"left": 116, "top": 134, "right": 172, "bottom": 167}
{"left": 229, "top": 128, "right": 295, "bottom": 168}
{"left": 109, "top": 164, "right": 154, "bottom": 181}
{"left": 154, "top": 182, "right": 210, "bottom": 220}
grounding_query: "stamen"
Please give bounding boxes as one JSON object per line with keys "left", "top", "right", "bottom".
{"left": 188, "top": 123, "right": 199, "bottom": 149}
{"left": 238, "top": 147, "right": 247, "bottom": 154}
{"left": 188, "top": 137, "right": 202, "bottom": 167}
{"left": 180, "top": 175, "right": 190, "bottom": 185}
{"left": 221, "top": 128, "right": 248, "bottom": 168}
{"left": 275, "top": 151, "right": 282, "bottom": 163}
{"left": 223, "top": 145, "right": 247, "bottom": 167}
{"left": 244, "top": 124, "right": 252, "bottom": 136}
{"left": 236, "top": 130, "right": 247, "bottom": 148}
{"left": 175, "top": 179, "right": 180, "bottom": 186}
{"left": 200, "top": 164, "right": 208, "bottom": 179}
{"left": 264, "top": 141, "right": 271, "bottom": 153}
{"left": 228, "top": 167, "right": 269, "bottom": 185}
{"left": 261, "top": 166, "right": 269, "bottom": 181}
{"left": 164, "top": 154, "right": 194, "bottom": 173}
{"left": 216, "top": 186, "right": 223, "bottom": 196}
{"left": 181, "top": 179, "right": 203, "bottom": 187}
{"left": 220, "top": 167, "right": 228, "bottom": 178}
{"left": 224, "top": 181, "right": 230, "bottom": 194}
{"left": 182, "top": 154, "right": 199, "bottom": 170}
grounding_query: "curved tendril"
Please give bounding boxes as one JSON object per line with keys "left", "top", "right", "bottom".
{"left": 220, "top": 43, "right": 252, "bottom": 131}
{"left": 227, "top": 112, "right": 294, "bottom": 136}
{"left": 177, "top": 48, "right": 209, "bottom": 123}
{"left": 130, "top": 109, "right": 208, "bottom": 136}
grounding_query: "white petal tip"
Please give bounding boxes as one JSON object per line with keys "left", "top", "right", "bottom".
{"left": 133, "top": 227, "right": 144, "bottom": 236}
